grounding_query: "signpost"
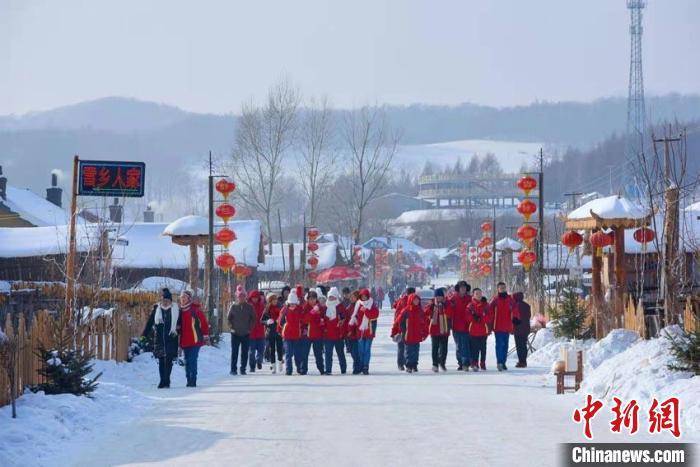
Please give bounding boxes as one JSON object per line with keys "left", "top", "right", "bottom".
{"left": 65, "top": 157, "right": 145, "bottom": 318}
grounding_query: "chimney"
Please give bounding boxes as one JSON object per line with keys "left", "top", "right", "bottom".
{"left": 143, "top": 204, "right": 155, "bottom": 223}
{"left": 0, "top": 166, "right": 6, "bottom": 201}
{"left": 108, "top": 197, "right": 123, "bottom": 223}
{"left": 46, "top": 173, "right": 63, "bottom": 207}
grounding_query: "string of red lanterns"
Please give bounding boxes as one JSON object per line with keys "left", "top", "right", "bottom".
{"left": 306, "top": 227, "right": 320, "bottom": 283}
{"left": 515, "top": 175, "right": 538, "bottom": 271}
{"left": 215, "top": 178, "right": 238, "bottom": 274}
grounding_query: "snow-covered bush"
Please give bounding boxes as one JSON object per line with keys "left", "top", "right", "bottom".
{"left": 32, "top": 344, "right": 101, "bottom": 397}
{"left": 666, "top": 325, "right": 700, "bottom": 375}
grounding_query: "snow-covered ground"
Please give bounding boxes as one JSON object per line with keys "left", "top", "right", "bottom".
{"left": 1, "top": 281, "right": 697, "bottom": 466}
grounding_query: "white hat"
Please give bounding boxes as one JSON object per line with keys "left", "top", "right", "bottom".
{"left": 287, "top": 291, "right": 299, "bottom": 305}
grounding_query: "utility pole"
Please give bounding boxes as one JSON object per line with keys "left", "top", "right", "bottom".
{"left": 564, "top": 191, "right": 583, "bottom": 288}
{"left": 207, "top": 151, "right": 215, "bottom": 335}
{"left": 492, "top": 205, "right": 497, "bottom": 293}
{"left": 65, "top": 155, "right": 79, "bottom": 318}
{"left": 537, "top": 148, "right": 545, "bottom": 317}
{"left": 653, "top": 131, "right": 682, "bottom": 325}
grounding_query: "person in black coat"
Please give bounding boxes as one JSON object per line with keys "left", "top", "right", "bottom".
{"left": 512, "top": 292, "right": 531, "bottom": 368}
{"left": 142, "top": 288, "right": 180, "bottom": 388}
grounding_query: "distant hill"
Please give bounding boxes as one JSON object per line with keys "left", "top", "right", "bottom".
{"left": 2, "top": 94, "right": 700, "bottom": 204}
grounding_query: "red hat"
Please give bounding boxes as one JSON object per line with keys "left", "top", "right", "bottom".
{"left": 236, "top": 284, "right": 247, "bottom": 301}
{"left": 360, "top": 288, "right": 371, "bottom": 299}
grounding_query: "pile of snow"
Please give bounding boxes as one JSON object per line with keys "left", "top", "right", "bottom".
{"left": 528, "top": 328, "right": 595, "bottom": 368}
{"left": 77, "top": 307, "right": 114, "bottom": 321}
{"left": 585, "top": 329, "right": 640, "bottom": 370}
{"left": 581, "top": 326, "right": 699, "bottom": 433}
{"left": 162, "top": 215, "right": 208, "bottom": 236}
{"left": 0, "top": 334, "right": 232, "bottom": 467}
{"left": 567, "top": 195, "right": 648, "bottom": 221}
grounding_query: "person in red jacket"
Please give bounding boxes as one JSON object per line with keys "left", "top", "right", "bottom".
{"left": 449, "top": 281, "right": 472, "bottom": 371}
{"left": 278, "top": 287, "right": 305, "bottom": 375}
{"left": 247, "top": 290, "right": 266, "bottom": 373}
{"left": 391, "top": 293, "right": 427, "bottom": 373}
{"left": 425, "top": 288, "right": 451, "bottom": 372}
{"left": 391, "top": 287, "right": 415, "bottom": 371}
{"left": 262, "top": 293, "right": 284, "bottom": 373}
{"left": 177, "top": 290, "right": 209, "bottom": 387}
{"left": 345, "top": 290, "right": 362, "bottom": 374}
{"left": 350, "top": 288, "right": 380, "bottom": 375}
{"left": 489, "top": 282, "right": 520, "bottom": 371}
{"left": 322, "top": 287, "right": 347, "bottom": 374}
{"left": 467, "top": 288, "right": 490, "bottom": 371}
{"left": 302, "top": 289, "right": 326, "bottom": 375}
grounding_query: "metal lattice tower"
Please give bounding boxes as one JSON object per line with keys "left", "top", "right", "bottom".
{"left": 626, "top": 0, "right": 646, "bottom": 171}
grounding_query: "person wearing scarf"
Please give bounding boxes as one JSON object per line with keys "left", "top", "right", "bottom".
{"left": 391, "top": 287, "right": 415, "bottom": 372}
{"left": 343, "top": 289, "right": 362, "bottom": 374}
{"left": 425, "top": 288, "right": 451, "bottom": 372}
{"left": 279, "top": 286, "right": 304, "bottom": 375}
{"left": 227, "top": 285, "right": 256, "bottom": 375}
{"left": 178, "top": 290, "right": 209, "bottom": 387}
{"left": 262, "top": 293, "right": 284, "bottom": 373}
{"left": 391, "top": 293, "right": 427, "bottom": 373}
{"left": 142, "top": 288, "right": 180, "bottom": 388}
{"left": 467, "top": 288, "right": 490, "bottom": 371}
{"left": 247, "top": 290, "right": 267, "bottom": 373}
{"left": 488, "top": 282, "right": 519, "bottom": 371}
{"left": 322, "top": 287, "right": 347, "bottom": 375}
{"left": 352, "top": 288, "right": 380, "bottom": 375}
{"left": 302, "top": 290, "right": 326, "bottom": 375}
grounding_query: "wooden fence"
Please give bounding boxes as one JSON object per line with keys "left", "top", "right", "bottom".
{"left": 0, "top": 308, "right": 150, "bottom": 408}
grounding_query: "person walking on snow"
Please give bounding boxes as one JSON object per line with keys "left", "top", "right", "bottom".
{"left": 227, "top": 285, "right": 256, "bottom": 375}
{"left": 489, "top": 282, "right": 520, "bottom": 371}
{"left": 351, "top": 288, "right": 380, "bottom": 375}
{"left": 392, "top": 287, "right": 415, "bottom": 371}
{"left": 299, "top": 290, "right": 325, "bottom": 374}
{"left": 392, "top": 293, "right": 427, "bottom": 373}
{"left": 279, "top": 286, "right": 304, "bottom": 375}
{"left": 142, "top": 288, "right": 179, "bottom": 388}
{"left": 425, "top": 288, "right": 451, "bottom": 372}
{"left": 467, "top": 288, "right": 490, "bottom": 371}
{"left": 512, "top": 292, "right": 531, "bottom": 368}
{"left": 247, "top": 290, "right": 266, "bottom": 372}
{"left": 449, "top": 281, "right": 472, "bottom": 371}
{"left": 178, "top": 290, "right": 209, "bottom": 387}
{"left": 262, "top": 293, "right": 284, "bottom": 373}
{"left": 322, "top": 287, "right": 347, "bottom": 374}
{"left": 345, "top": 290, "right": 362, "bottom": 374}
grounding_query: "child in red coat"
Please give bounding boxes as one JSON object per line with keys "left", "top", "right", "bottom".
{"left": 351, "top": 288, "right": 379, "bottom": 375}
{"left": 425, "top": 288, "right": 451, "bottom": 372}
{"left": 392, "top": 293, "right": 427, "bottom": 373}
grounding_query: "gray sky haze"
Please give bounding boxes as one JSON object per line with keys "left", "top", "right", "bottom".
{"left": 1, "top": 0, "right": 698, "bottom": 115}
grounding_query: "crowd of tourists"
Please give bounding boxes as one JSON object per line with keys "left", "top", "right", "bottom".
{"left": 141, "top": 280, "right": 531, "bottom": 388}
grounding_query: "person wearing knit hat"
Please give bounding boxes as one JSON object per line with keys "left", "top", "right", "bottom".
{"left": 451, "top": 281, "right": 473, "bottom": 371}
{"left": 426, "top": 287, "right": 451, "bottom": 372}
{"left": 227, "top": 285, "right": 256, "bottom": 375}
{"left": 178, "top": 290, "right": 209, "bottom": 387}
{"left": 262, "top": 293, "right": 284, "bottom": 373}
{"left": 301, "top": 290, "right": 325, "bottom": 375}
{"left": 279, "top": 286, "right": 305, "bottom": 375}
{"left": 354, "top": 288, "right": 380, "bottom": 375}
{"left": 322, "top": 287, "right": 347, "bottom": 374}
{"left": 141, "top": 288, "right": 179, "bottom": 388}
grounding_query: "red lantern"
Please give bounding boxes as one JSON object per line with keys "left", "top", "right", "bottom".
{"left": 479, "top": 250, "right": 492, "bottom": 260}
{"left": 633, "top": 227, "right": 655, "bottom": 244}
{"left": 307, "top": 227, "right": 320, "bottom": 241}
{"left": 517, "top": 199, "right": 537, "bottom": 221}
{"left": 590, "top": 231, "right": 612, "bottom": 256}
{"left": 307, "top": 256, "right": 319, "bottom": 268}
{"left": 307, "top": 242, "right": 319, "bottom": 252}
{"left": 233, "top": 263, "right": 248, "bottom": 278}
{"left": 216, "top": 252, "right": 236, "bottom": 272}
{"left": 518, "top": 250, "right": 537, "bottom": 271}
{"left": 215, "top": 203, "right": 236, "bottom": 223}
{"left": 516, "top": 176, "right": 537, "bottom": 196}
{"left": 481, "top": 222, "right": 492, "bottom": 232}
{"left": 517, "top": 225, "right": 538, "bottom": 247}
{"left": 215, "top": 179, "right": 236, "bottom": 199}
{"left": 215, "top": 227, "right": 237, "bottom": 248}
{"left": 480, "top": 264, "right": 492, "bottom": 275}
{"left": 561, "top": 231, "right": 583, "bottom": 252}
{"left": 478, "top": 237, "right": 493, "bottom": 248}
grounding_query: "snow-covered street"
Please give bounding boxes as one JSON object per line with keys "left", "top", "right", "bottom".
{"left": 0, "top": 309, "right": 675, "bottom": 467}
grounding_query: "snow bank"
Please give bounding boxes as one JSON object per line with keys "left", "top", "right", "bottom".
{"left": 0, "top": 335, "right": 232, "bottom": 467}
{"left": 528, "top": 328, "right": 595, "bottom": 367}
{"left": 585, "top": 329, "right": 640, "bottom": 370}
{"left": 580, "top": 326, "right": 699, "bottom": 434}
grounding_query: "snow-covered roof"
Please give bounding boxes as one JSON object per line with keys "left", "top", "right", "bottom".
{"left": 162, "top": 215, "right": 208, "bottom": 236}
{"left": 394, "top": 208, "right": 466, "bottom": 224}
{"left": 259, "top": 242, "right": 336, "bottom": 272}
{"left": 495, "top": 237, "right": 522, "bottom": 251}
{"left": 130, "top": 276, "right": 203, "bottom": 295}
{"left": 568, "top": 195, "right": 648, "bottom": 221}
{"left": 1, "top": 186, "right": 68, "bottom": 226}
{"left": 361, "top": 236, "right": 424, "bottom": 253}
{"left": 0, "top": 224, "right": 98, "bottom": 258}
{"left": 113, "top": 220, "right": 261, "bottom": 269}
{"left": 685, "top": 201, "right": 700, "bottom": 212}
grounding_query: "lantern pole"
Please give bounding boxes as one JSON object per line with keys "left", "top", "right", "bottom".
{"left": 302, "top": 212, "right": 307, "bottom": 285}
{"left": 537, "top": 148, "right": 545, "bottom": 317}
{"left": 207, "top": 150, "right": 216, "bottom": 336}
{"left": 492, "top": 205, "right": 497, "bottom": 293}
{"left": 65, "top": 155, "right": 79, "bottom": 319}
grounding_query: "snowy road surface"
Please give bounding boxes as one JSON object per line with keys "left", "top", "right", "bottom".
{"left": 61, "top": 311, "right": 688, "bottom": 467}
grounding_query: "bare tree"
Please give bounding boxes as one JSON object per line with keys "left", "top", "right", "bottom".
{"left": 297, "top": 97, "right": 337, "bottom": 226}
{"left": 340, "top": 106, "right": 399, "bottom": 244}
{"left": 231, "top": 78, "right": 300, "bottom": 244}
